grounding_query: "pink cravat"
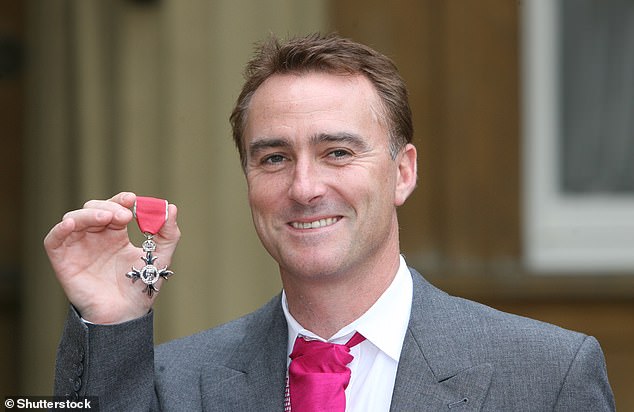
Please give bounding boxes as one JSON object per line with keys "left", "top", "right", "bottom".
{"left": 288, "top": 332, "right": 365, "bottom": 412}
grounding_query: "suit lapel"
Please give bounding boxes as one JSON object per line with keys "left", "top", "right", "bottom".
{"left": 199, "top": 270, "right": 495, "bottom": 411}
{"left": 201, "top": 295, "right": 288, "bottom": 411}
{"left": 390, "top": 271, "right": 493, "bottom": 411}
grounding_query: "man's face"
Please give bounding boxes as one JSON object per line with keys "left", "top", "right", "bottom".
{"left": 243, "top": 72, "right": 416, "bottom": 282}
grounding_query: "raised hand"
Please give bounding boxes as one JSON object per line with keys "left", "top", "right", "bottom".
{"left": 44, "top": 192, "right": 181, "bottom": 324}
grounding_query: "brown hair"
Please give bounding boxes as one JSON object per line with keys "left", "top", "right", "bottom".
{"left": 230, "top": 33, "right": 413, "bottom": 168}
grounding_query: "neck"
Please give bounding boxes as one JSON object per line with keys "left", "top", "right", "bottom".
{"left": 282, "top": 250, "right": 401, "bottom": 339}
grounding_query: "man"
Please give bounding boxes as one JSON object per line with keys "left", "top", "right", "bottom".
{"left": 46, "top": 33, "right": 615, "bottom": 411}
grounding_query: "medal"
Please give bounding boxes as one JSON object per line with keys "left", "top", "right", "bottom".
{"left": 126, "top": 196, "right": 174, "bottom": 297}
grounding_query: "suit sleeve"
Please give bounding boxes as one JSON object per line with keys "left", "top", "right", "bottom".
{"left": 55, "top": 306, "right": 159, "bottom": 411}
{"left": 554, "top": 335, "right": 615, "bottom": 411}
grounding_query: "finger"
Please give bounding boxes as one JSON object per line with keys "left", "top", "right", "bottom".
{"left": 61, "top": 208, "right": 123, "bottom": 232}
{"left": 157, "top": 204, "right": 181, "bottom": 245}
{"left": 76, "top": 192, "right": 134, "bottom": 215}
{"left": 81, "top": 199, "right": 134, "bottom": 226}
{"left": 43, "top": 218, "right": 76, "bottom": 251}
{"left": 108, "top": 191, "right": 137, "bottom": 208}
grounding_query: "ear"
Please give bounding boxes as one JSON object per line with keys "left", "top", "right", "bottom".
{"left": 394, "top": 143, "right": 418, "bottom": 206}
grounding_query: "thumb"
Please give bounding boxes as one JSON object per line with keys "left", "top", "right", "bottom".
{"left": 157, "top": 203, "right": 181, "bottom": 250}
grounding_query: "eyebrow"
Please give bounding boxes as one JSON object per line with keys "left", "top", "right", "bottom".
{"left": 248, "top": 138, "right": 291, "bottom": 159}
{"left": 310, "top": 132, "right": 371, "bottom": 152}
{"left": 247, "top": 132, "right": 371, "bottom": 159}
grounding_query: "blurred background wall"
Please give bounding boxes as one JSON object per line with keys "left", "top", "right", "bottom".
{"left": 1, "top": 0, "right": 633, "bottom": 409}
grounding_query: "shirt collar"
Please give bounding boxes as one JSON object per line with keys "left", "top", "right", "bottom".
{"left": 282, "top": 255, "right": 413, "bottom": 362}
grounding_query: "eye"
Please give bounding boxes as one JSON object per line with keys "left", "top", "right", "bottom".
{"left": 328, "top": 149, "right": 352, "bottom": 159}
{"left": 262, "top": 154, "right": 287, "bottom": 165}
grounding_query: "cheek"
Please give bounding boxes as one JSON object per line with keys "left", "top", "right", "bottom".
{"left": 247, "top": 188, "right": 268, "bottom": 219}
{"left": 247, "top": 175, "right": 286, "bottom": 217}
{"left": 247, "top": 190, "right": 273, "bottom": 244}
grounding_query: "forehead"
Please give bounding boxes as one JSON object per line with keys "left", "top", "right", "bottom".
{"left": 244, "top": 72, "right": 386, "bottom": 139}
{"left": 252, "top": 71, "right": 378, "bottom": 101}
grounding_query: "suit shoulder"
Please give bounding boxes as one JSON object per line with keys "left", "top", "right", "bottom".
{"left": 410, "top": 270, "right": 589, "bottom": 357}
{"left": 454, "top": 294, "right": 585, "bottom": 345}
{"left": 155, "top": 294, "right": 281, "bottom": 365}
{"left": 408, "top": 271, "right": 614, "bottom": 410}
{"left": 442, "top": 289, "right": 585, "bottom": 350}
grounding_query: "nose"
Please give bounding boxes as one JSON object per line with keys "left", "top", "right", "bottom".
{"left": 288, "top": 158, "right": 326, "bottom": 205}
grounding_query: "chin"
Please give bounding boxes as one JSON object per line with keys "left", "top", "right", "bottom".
{"left": 281, "top": 254, "right": 350, "bottom": 281}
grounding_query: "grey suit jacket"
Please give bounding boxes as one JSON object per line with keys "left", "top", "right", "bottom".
{"left": 55, "top": 269, "right": 615, "bottom": 411}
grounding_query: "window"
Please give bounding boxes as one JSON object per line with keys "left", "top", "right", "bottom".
{"left": 522, "top": 0, "right": 634, "bottom": 273}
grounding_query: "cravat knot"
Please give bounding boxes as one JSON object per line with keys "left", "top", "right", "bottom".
{"left": 288, "top": 332, "right": 365, "bottom": 412}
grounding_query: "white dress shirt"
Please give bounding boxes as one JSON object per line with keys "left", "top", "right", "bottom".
{"left": 282, "top": 255, "right": 413, "bottom": 412}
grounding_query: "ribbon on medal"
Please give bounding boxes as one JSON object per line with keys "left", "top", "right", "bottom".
{"left": 126, "top": 196, "right": 174, "bottom": 297}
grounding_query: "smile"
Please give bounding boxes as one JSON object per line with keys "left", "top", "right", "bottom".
{"left": 290, "top": 217, "right": 340, "bottom": 229}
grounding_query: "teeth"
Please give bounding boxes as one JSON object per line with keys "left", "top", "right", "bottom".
{"left": 291, "top": 217, "right": 339, "bottom": 229}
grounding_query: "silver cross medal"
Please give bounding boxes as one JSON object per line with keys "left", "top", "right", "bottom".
{"left": 126, "top": 196, "right": 174, "bottom": 297}
{"left": 126, "top": 235, "right": 173, "bottom": 297}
